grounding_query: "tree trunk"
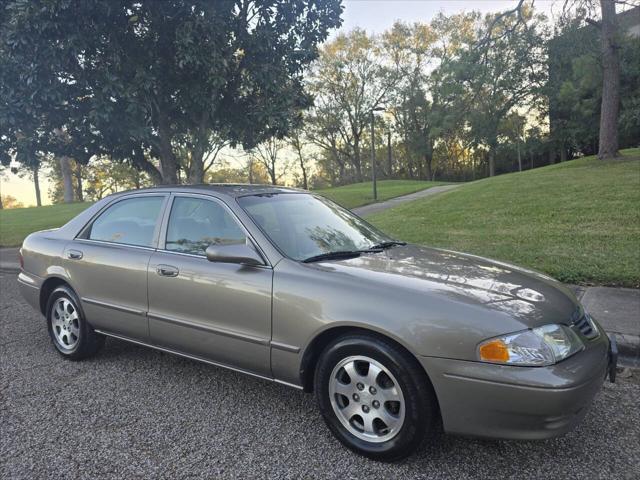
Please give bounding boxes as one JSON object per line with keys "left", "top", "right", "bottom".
{"left": 488, "top": 149, "right": 496, "bottom": 177}
{"left": 59, "top": 156, "right": 74, "bottom": 203}
{"left": 516, "top": 140, "right": 522, "bottom": 172}
{"left": 549, "top": 149, "right": 556, "bottom": 165}
{"left": 407, "top": 154, "right": 415, "bottom": 179}
{"left": 299, "top": 156, "right": 308, "bottom": 190}
{"left": 424, "top": 154, "right": 433, "bottom": 181}
{"left": 270, "top": 169, "right": 277, "bottom": 185}
{"left": 598, "top": 0, "right": 620, "bottom": 159}
{"left": 248, "top": 159, "right": 254, "bottom": 184}
{"left": 74, "top": 167, "right": 84, "bottom": 202}
{"left": 187, "top": 149, "right": 205, "bottom": 184}
{"left": 353, "top": 137, "right": 363, "bottom": 182}
{"left": 337, "top": 161, "right": 345, "bottom": 184}
{"left": 33, "top": 166, "right": 42, "bottom": 207}
{"left": 560, "top": 146, "right": 567, "bottom": 163}
{"left": 158, "top": 114, "right": 179, "bottom": 184}
{"left": 425, "top": 141, "right": 435, "bottom": 180}
{"left": 269, "top": 158, "right": 277, "bottom": 185}
{"left": 142, "top": 161, "right": 162, "bottom": 185}
{"left": 353, "top": 144, "right": 363, "bottom": 182}
{"left": 0, "top": 195, "right": 3, "bottom": 209}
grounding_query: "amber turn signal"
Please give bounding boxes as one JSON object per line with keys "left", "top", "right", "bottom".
{"left": 478, "top": 339, "right": 510, "bottom": 362}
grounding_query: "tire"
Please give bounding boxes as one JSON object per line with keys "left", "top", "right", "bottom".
{"left": 46, "top": 285, "right": 104, "bottom": 360}
{"left": 314, "top": 333, "right": 438, "bottom": 461}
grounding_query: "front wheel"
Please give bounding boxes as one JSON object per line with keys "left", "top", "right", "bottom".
{"left": 314, "top": 333, "right": 439, "bottom": 461}
{"left": 46, "top": 285, "right": 104, "bottom": 360}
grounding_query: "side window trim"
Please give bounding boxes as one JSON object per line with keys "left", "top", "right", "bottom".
{"left": 76, "top": 193, "right": 170, "bottom": 249}
{"left": 157, "top": 193, "right": 270, "bottom": 266}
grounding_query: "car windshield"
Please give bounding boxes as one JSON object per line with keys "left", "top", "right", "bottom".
{"left": 238, "top": 193, "right": 394, "bottom": 261}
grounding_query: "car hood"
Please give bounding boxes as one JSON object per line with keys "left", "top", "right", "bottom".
{"left": 311, "top": 244, "right": 581, "bottom": 328}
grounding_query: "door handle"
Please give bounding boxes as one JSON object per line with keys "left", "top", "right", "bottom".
{"left": 67, "top": 250, "right": 83, "bottom": 260}
{"left": 156, "top": 264, "right": 179, "bottom": 277}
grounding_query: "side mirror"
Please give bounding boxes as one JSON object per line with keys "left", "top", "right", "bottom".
{"left": 205, "top": 243, "right": 264, "bottom": 266}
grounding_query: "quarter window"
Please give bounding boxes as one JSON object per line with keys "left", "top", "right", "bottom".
{"left": 165, "top": 197, "right": 246, "bottom": 256}
{"left": 87, "top": 196, "right": 164, "bottom": 247}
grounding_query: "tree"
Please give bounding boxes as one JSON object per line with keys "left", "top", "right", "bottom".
{"left": 548, "top": 4, "right": 639, "bottom": 158}
{"left": 45, "top": 155, "right": 89, "bottom": 203}
{"left": 447, "top": 6, "right": 548, "bottom": 176}
{"left": 83, "top": 157, "right": 153, "bottom": 201}
{"left": 251, "top": 138, "right": 289, "bottom": 185}
{"left": 0, "top": 194, "right": 23, "bottom": 209}
{"left": 307, "top": 29, "right": 397, "bottom": 182}
{"left": 559, "top": 0, "right": 636, "bottom": 158}
{"left": 289, "top": 131, "right": 311, "bottom": 190}
{"left": 0, "top": 0, "right": 342, "bottom": 185}
{"left": 12, "top": 160, "right": 44, "bottom": 207}
{"left": 383, "top": 22, "right": 438, "bottom": 180}
{"left": 596, "top": 0, "right": 621, "bottom": 158}
{"left": 501, "top": 112, "right": 527, "bottom": 170}
{"left": 206, "top": 160, "right": 270, "bottom": 185}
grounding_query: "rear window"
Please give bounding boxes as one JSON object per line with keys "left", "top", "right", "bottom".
{"left": 86, "top": 196, "right": 164, "bottom": 247}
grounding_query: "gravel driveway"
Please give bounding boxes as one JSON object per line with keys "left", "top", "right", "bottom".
{"left": 1, "top": 273, "right": 638, "bottom": 479}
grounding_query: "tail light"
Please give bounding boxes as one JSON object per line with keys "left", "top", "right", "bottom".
{"left": 18, "top": 249, "right": 24, "bottom": 270}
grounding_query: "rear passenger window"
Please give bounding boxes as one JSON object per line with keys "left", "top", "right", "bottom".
{"left": 165, "top": 197, "right": 246, "bottom": 256}
{"left": 87, "top": 196, "right": 164, "bottom": 247}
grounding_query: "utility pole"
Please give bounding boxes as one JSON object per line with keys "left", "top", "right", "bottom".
{"left": 387, "top": 130, "right": 392, "bottom": 177}
{"left": 370, "top": 107, "right": 384, "bottom": 201}
{"left": 370, "top": 110, "right": 377, "bottom": 201}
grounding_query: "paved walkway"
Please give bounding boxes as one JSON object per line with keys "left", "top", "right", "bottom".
{"left": 352, "top": 184, "right": 461, "bottom": 217}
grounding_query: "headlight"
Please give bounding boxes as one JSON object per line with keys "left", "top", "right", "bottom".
{"left": 478, "top": 324, "right": 584, "bottom": 366}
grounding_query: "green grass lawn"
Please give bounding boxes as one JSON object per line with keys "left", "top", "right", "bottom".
{"left": 315, "top": 179, "right": 447, "bottom": 209}
{"left": 0, "top": 180, "right": 440, "bottom": 247}
{"left": 368, "top": 148, "right": 640, "bottom": 288}
{"left": 0, "top": 202, "right": 91, "bottom": 247}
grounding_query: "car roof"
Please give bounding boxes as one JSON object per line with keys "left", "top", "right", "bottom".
{"left": 112, "top": 183, "right": 306, "bottom": 199}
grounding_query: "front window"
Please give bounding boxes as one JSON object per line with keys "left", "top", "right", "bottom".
{"left": 238, "top": 193, "right": 393, "bottom": 261}
{"left": 165, "top": 196, "right": 246, "bottom": 256}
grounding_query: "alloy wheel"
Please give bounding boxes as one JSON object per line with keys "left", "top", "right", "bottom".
{"left": 328, "top": 355, "right": 405, "bottom": 443}
{"left": 51, "top": 297, "right": 80, "bottom": 350}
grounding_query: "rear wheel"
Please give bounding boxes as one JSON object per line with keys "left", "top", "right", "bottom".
{"left": 314, "top": 333, "right": 438, "bottom": 461}
{"left": 46, "top": 285, "right": 104, "bottom": 360}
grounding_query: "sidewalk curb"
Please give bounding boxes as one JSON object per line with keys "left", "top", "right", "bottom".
{"left": 611, "top": 332, "right": 640, "bottom": 368}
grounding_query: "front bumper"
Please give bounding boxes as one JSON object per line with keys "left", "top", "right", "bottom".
{"left": 420, "top": 331, "right": 610, "bottom": 440}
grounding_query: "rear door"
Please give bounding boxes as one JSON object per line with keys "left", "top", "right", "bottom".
{"left": 65, "top": 194, "right": 168, "bottom": 340}
{"left": 147, "top": 194, "right": 273, "bottom": 376}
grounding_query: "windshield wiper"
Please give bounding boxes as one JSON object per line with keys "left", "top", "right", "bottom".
{"left": 369, "top": 241, "right": 407, "bottom": 250}
{"left": 302, "top": 249, "right": 383, "bottom": 263}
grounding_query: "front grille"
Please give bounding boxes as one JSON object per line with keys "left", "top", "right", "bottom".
{"left": 573, "top": 314, "right": 599, "bottom": 340}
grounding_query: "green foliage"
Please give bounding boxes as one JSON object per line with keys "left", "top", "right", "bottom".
{"left": 0, "top": 0, "right": 342, "bottom": 184}
{"left": 548, "top": 14, "right": 640, "bottom": 156}
{"left": 446, "top": 8, "right": 548, "bottom": 175}
{"left": 369, "top": 149, "right": 640, "bottom": 287}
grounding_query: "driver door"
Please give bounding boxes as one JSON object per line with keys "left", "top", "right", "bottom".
{"left": 147, "top": 194, "right": 273, "bottom": 377}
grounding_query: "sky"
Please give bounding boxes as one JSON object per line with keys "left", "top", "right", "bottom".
{"left": 1, "top": 0, "right": 563, "bottom": 207}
